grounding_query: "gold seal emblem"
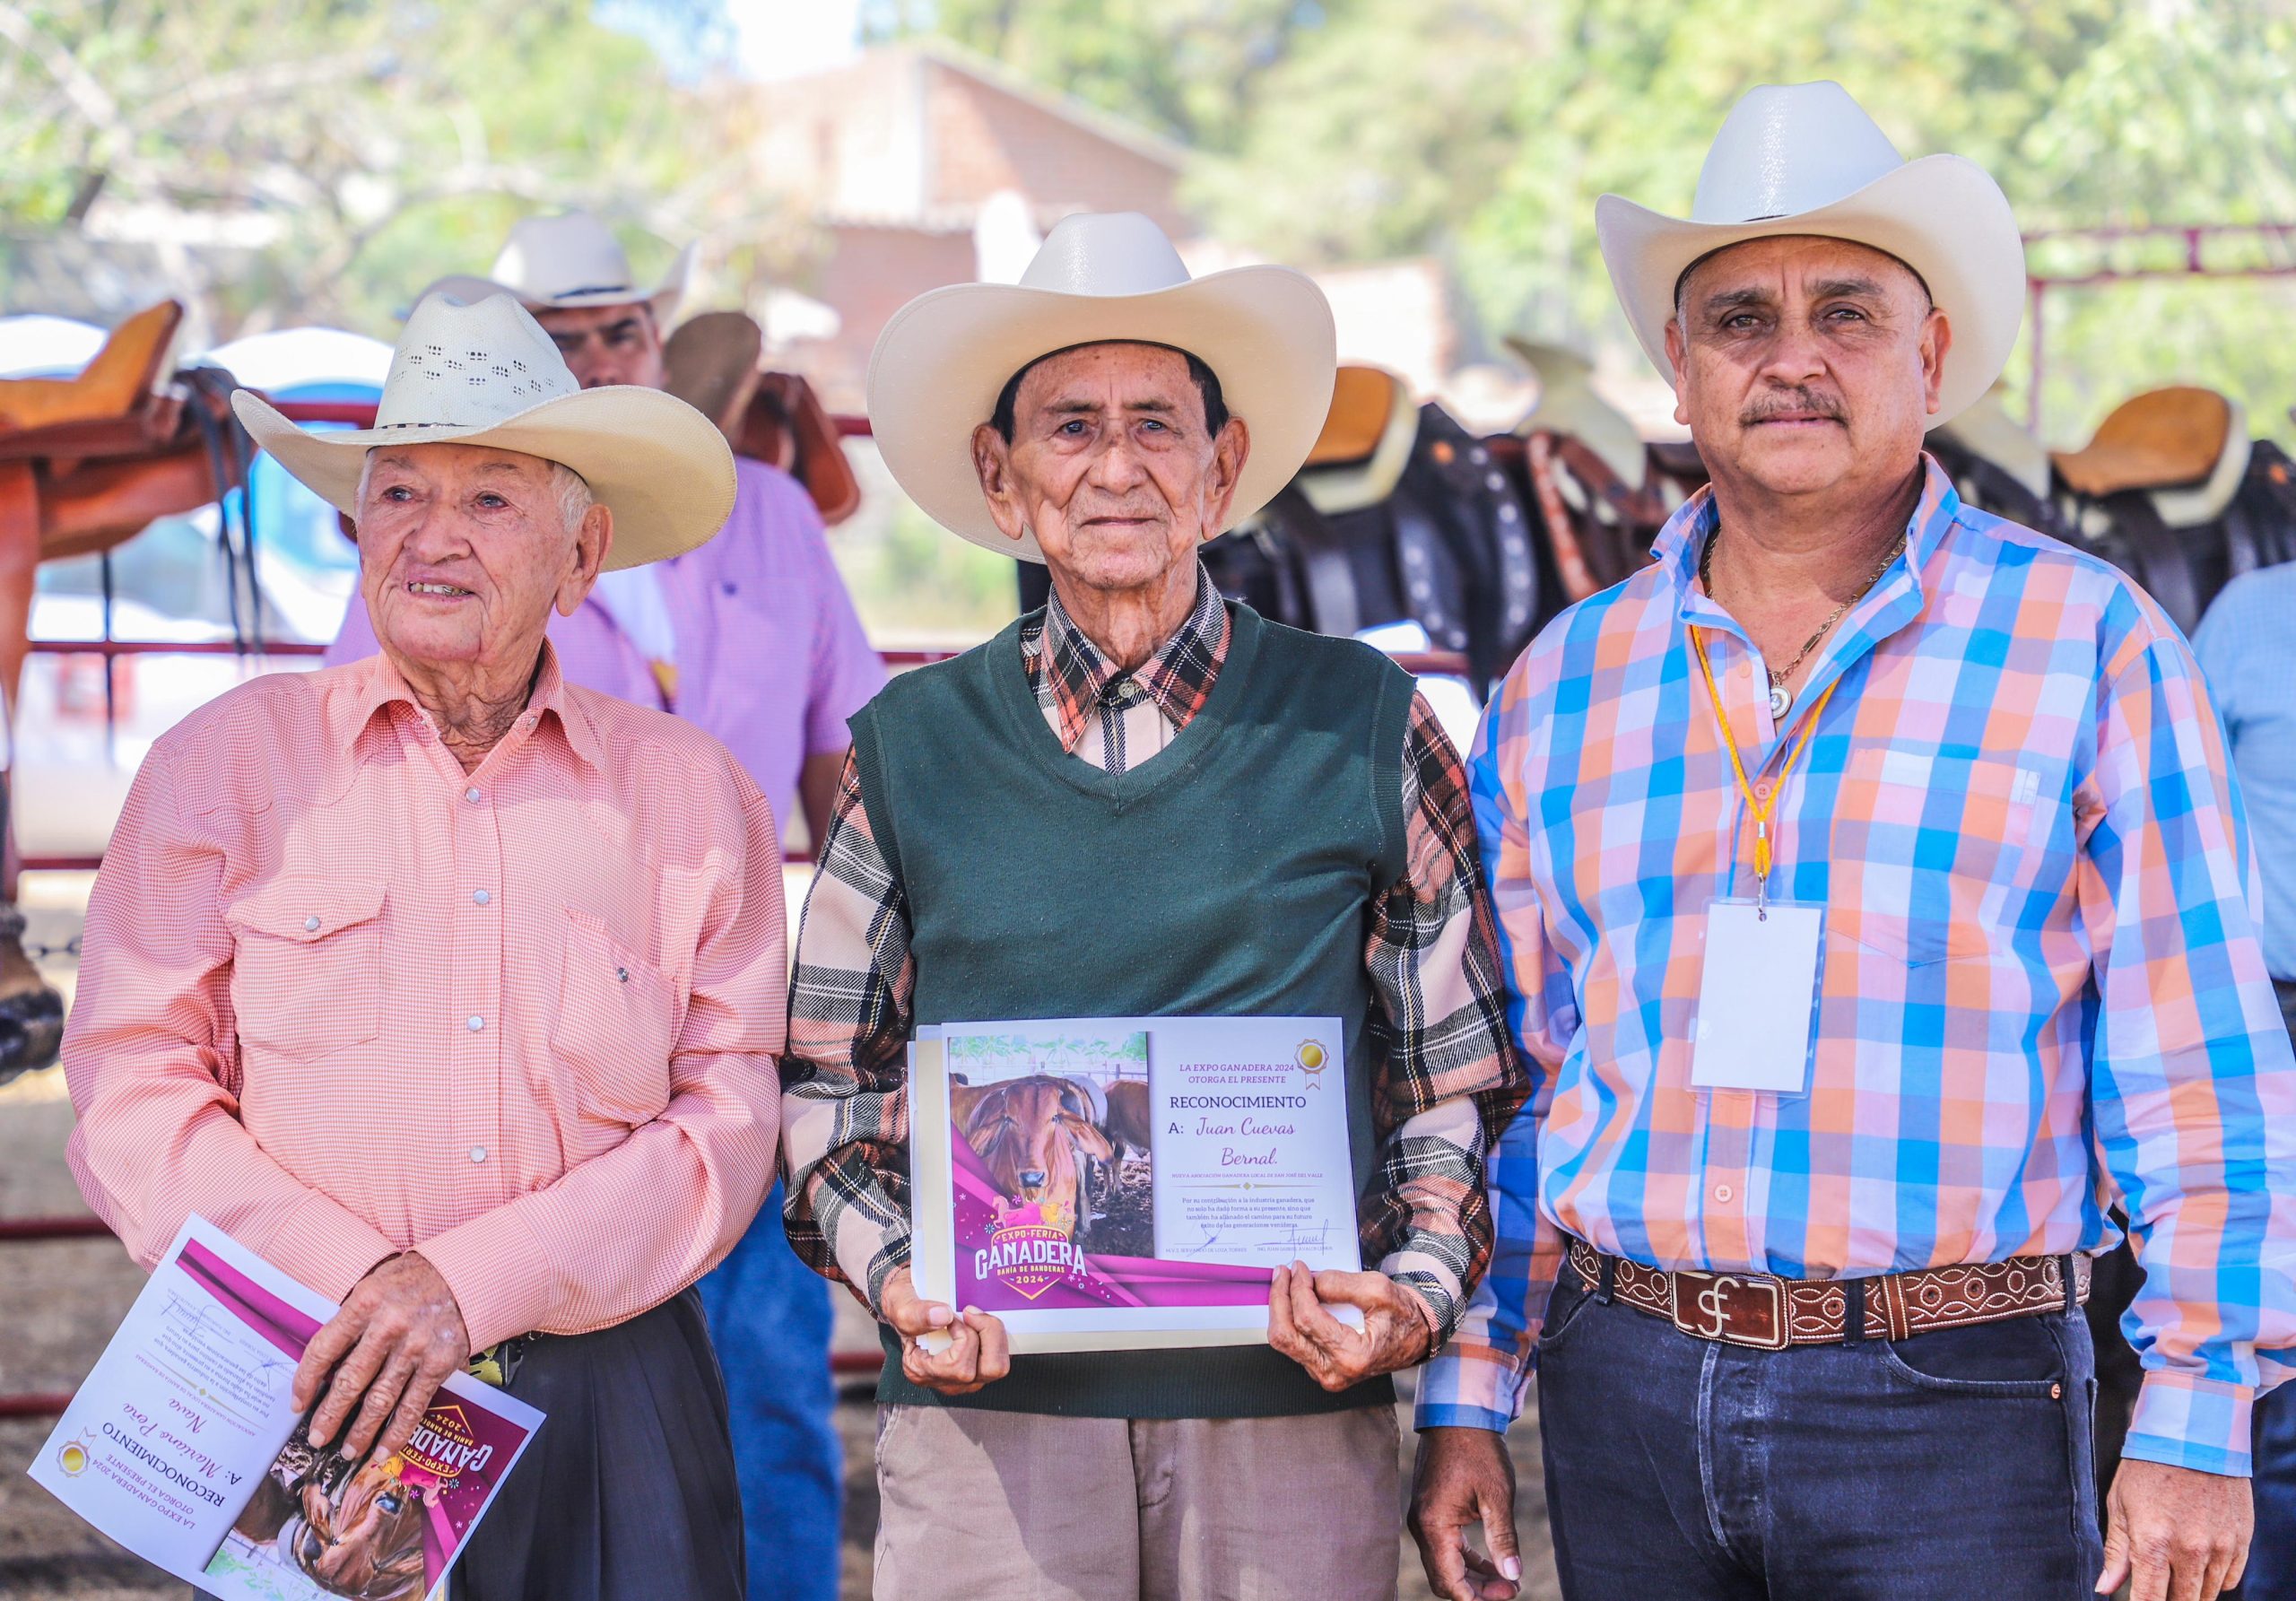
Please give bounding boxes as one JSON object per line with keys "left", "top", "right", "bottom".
{"left": 1295, "top": 1040, "right": 1327, "bottom": 1074}
{"left": 57, "top": 1440, "right": 89, "bottom": 1475}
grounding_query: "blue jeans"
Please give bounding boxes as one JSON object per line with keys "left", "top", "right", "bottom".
{"left": 2231, "top": 1380, "right": 2296, "bottom": 1599}
{"left": 1535, "top": 1257, "right": 2103, "bottom": 1599}
{"left": 696, "top": 1186, "right": 842, "bottom": 1601}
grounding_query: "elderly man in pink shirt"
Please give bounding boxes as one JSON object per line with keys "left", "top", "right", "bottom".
{"left": 65, "top": 291, "right": 783, "bottom": 1601}
{"left": 329, "top": 214, "right": 880, "bottom": 1601}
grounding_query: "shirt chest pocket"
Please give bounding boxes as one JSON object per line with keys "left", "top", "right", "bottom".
{"left": 226, "top": 877, "right": 387, "bottom": 1060}
{"left": 1829, "top": 748, "right": 2039, "bottom": 965}
{"left": 550, "top": 909, "right": 680, "bottom": 1129}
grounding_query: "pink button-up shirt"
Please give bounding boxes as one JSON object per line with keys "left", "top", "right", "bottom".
{"left": 326, "top": 459, "right": 885, "bottom": 831}
{"left": 63, "top": 648, "right": 787, "bottom": 1350}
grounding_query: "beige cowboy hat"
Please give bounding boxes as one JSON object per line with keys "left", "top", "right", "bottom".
{"left": 420, "top": 211, "right": 693, "bottom": 320}
{"left": 867, "top": 211, "right": 1337, "bottom": 561}
{"left": 231, "top": 291, "right": 735, "bottom": 570}
{"left": 1596, "top": 81, "right": 2024, "bottom": 430}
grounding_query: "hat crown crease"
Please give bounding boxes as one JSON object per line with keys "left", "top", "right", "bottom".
{"left": 491, "top": 211, "right": 639, "bottom": 302}
{"left": 1691, "top": 80, "right": 1908, "bottom": 224}
{"left": 1018, "top": 211, "right": 1193, "bottom": 297}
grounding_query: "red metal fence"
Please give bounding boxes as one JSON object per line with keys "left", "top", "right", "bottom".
{"left": 4, "top": 396, "right": 1477, "bottom": 1415}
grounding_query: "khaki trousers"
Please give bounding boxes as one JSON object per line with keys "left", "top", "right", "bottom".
{"left": 873, "top": 1403, "right": 1402, "bottom": 1601}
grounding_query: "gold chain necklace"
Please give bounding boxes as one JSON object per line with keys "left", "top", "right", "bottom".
{"left": 1700, "top": 526, "right": 1908, "bottom": 718}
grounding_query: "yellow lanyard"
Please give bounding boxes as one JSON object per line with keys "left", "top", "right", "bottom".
{"left": 1691, "top": 629, "right": 1837, "bottom": 901}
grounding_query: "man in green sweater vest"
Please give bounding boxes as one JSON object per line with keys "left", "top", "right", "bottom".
{"left": 779, "top": 213, "right": 1529, "bottom": 1600}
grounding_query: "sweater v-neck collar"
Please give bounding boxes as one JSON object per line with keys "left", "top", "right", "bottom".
{"left": 990, "top": 601, "right": 1262, "bottom": 805}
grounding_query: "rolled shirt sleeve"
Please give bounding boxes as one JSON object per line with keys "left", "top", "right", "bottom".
{"left": 2080, "top": 619, "right": 2296, "bottom": 1477}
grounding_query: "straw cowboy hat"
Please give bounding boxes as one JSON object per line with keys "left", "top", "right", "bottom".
{"left": 232, "top": 292, "right": 735, "bottom": 570}
{"left": 421, "top": 211, "right": 693, "bottom": 319}
{"left": 868, "top": 211, "right": 1336, "bottom": 561}
{"left": 1596, "top": 81, "right": 2024, "bottom": 430}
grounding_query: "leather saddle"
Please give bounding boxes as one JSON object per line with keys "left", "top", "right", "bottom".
{"left": 1207, "top": 366, "right": 1540, "bottom": 691}
{"left": 1504, "top": 340, "right": 1671, "bottom": 610}
{"left": 1929, "top": 386, "right": 2071, "bottom": 542}
{"left": 0, "top": 301, "right": 248, "bottom": 566}
{"left": 0, "top": 299, "right": 257, "bottom": 1081}
{"left": 663, "top": 310, "right": 860, "bottom": 525}
{"left": 2048, "top": 387, "right": 2296, "bottom": 634}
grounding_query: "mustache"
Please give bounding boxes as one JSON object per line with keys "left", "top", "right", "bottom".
{"left": 1072, "top": 502, "right": 1168, "bottom": 522}
{"left": 1741, "top": 388, "right": 1847, "bottom": 425}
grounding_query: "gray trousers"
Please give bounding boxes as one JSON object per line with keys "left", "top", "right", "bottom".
{"left": 872, "top": 1402, "right": 1403, "bottom": 1601}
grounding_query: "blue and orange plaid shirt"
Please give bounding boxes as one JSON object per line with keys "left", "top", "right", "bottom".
{"left": 1418, "top": 458, "right": 2296, "bottom": 1478}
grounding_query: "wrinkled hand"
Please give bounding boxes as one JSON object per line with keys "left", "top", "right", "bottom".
{"left": 291, "top": 1252, "right": 469, "bottom": 1461}
{"left": 1265, "top": 1262, "right": 1434, "bottom": 1391}
{"left": 2099, "top": 1458, "right": 2251, "bottom": 1601}
{"left": 881, "top": 1266, "right": 1010, "bottom": 1397}
{"left": 1410, "top": 1426, "right": 1524, "bottom": 1601}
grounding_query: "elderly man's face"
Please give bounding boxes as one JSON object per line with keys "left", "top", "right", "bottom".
{"left": 535, "top": 303, "right": 665, "bottom": 390}
{"left": 971, "top": 343, "right": 1248, "bottom": 596}
{"left": 1665, "top": 235, "right": 1949, "bottom": 501}
{"left": 357, "top": 442, "right": 610, "bottom": 678}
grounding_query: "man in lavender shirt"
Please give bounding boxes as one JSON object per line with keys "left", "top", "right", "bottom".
{"left": 328, "top": 213, "right": 882, "bottom": 1600}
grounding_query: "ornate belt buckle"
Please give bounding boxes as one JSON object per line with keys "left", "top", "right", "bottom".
{"left": 1670, "top": 1270, "right": 1791, "bottom": 1350}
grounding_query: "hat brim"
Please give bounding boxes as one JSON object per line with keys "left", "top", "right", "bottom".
{"left": 1595, "top": 154, "right": 2024, "bottom": 431}
{"left": 230, "top": 385, "right": 735, "bottom": 570}
{"left": 865, "top": 265, "right": 1336, "bottom": 561}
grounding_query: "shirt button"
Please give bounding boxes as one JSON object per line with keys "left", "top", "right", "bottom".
{"left": 1753, "top": 781, "right": 1772, "bottom": 800}
{"left": 468, "top": 1145, "right": 488, "bottom": 1164}
{"left": 466, "top": 1014, "right": 485, "bottom": 1032}
{"left": 303, "top": 916, "right": 321, "bottom": 932}
{"left": 1714, "top": 1184, "right": 1735, "bottom": 1204}
{"left": 473, "top": 889, "right": 491, "bottom": 906}
{"left": 465, "top": 787, "right": 483, "bottom": 804}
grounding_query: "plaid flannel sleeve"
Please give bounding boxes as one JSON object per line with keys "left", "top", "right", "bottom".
{"left": 1359, "top": 692, "right": 1533, "bottom": 1346}
{"left": 778, "top": 753, "right": 917, "bottom": 1316}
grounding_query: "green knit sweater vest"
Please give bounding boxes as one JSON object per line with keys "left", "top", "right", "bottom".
{"left": 851, "top": 603, "right": 1413, "bottom": 1418}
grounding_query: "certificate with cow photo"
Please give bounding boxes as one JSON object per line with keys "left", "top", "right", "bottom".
{"left": 908, "top": 1016, "right": 1362, "bottom": 1353}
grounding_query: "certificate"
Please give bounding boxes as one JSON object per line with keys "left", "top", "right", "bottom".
{"left": 909, "top": 1016, "right": 1362, "bottom": 1353}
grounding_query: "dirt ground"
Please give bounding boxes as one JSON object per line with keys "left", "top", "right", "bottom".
{"left": 0, "top": 876, "right": 1561, "bottom": 1599}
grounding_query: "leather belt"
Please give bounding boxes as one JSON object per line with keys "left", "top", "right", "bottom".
{"left": 1567, "top": 1240, "right": 2091, "bottom": 1351}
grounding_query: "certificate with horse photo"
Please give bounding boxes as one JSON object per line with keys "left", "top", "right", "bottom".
{"left": 908, "top": 1016, "right": 1362, "bottom": 1353}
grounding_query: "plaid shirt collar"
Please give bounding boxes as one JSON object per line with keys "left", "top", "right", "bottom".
{"left": 1023, "top": 562, "right": 1231, "bottom": 753}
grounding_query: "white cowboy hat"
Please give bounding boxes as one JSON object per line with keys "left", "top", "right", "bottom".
{"left": 867, "top": 211, "right": 1336, "bottom": 561}
{"left": 1596, "top": 81, "right": 2023, "bottom": 430}
{"left": 419, "top": 211, "right": 693, "bottom": 320}
{"left": 231, "top": 291, "right": 734, "bottom": 570}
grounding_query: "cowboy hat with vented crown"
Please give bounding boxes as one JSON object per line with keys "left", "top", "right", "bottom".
{"left": 1597, "top": 81, "right": 2025, "bottom": 430}
{"left": 868, "top": 211, "right": 1337, "bottom": 561}
{"left": 231, "top": 292, "right": 734, "bottom": 570}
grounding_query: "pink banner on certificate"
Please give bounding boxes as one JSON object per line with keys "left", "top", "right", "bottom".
{"left": 950, "top": 1122, "right": 1273, "bottom": 1313}
{"left": 178, "top": 1237, "right": 321, "bottom": 1361}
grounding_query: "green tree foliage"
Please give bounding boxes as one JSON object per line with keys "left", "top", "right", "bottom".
{"left": 876, "top": 0, "right": 2296, "bottom": 445}
{"left": 0, "top": 0, "right": 752, "bottom": 344}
